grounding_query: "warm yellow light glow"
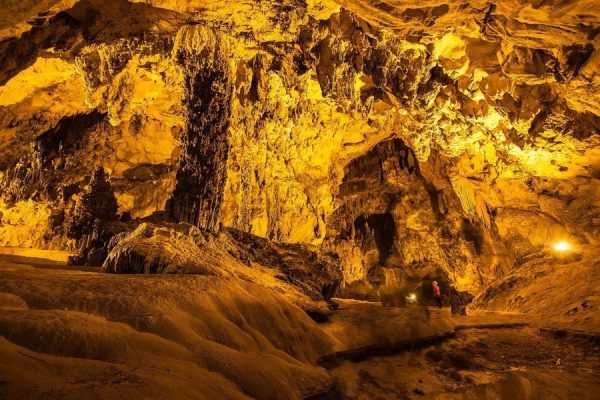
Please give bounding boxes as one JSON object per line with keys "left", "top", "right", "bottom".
{"left": 408, "top": 293, "right": 417, "bottom": 302}
{"left": 553, "top": 241, "right": 571, "bottom": 252}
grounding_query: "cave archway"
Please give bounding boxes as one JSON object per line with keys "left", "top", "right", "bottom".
{"left": 327, "top": 137, "right": 480, "bottom": 311}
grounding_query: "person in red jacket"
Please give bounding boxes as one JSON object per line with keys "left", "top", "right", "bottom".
{"left": 432, "top": 281, "right": 442, "bottom": 309}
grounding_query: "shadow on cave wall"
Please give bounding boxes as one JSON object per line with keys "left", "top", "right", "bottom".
{"left": 353, "top": 213, "right": 396, "bottom": 266}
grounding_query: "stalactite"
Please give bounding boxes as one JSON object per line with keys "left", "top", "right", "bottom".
{"left": 451, "top": 177, "right": 492, "bottom": 229}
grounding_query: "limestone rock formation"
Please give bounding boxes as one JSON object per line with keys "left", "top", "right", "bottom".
{"left": 101, "top": 221, "right": 341, "bottom": 319}
{"left": 167, "top": 25, "right": 233, "bottom": 231}
{"left": 1, "top": 2, "right": 600, "bottom": 399}
{"left": 67, "top": 167, "right": 119, "bottom": 239}
{"left": 0, "top": 0, "right": 599, "bottom": 321}
{"left": 102, "top": 222, "right": 225, "bottom": 275}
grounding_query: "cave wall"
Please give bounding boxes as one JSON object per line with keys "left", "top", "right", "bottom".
{"left": 0, "top": 2, "right": 185, "bottom": 248}
{"left": 323, "top": 138, "right": 499, "bottom": 295}
{"left": 0, "top": 0, "right": 599, "bottom": 298}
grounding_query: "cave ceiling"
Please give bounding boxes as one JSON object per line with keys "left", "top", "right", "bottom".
{"left": 0, "top": 0, "right": 598, "bottom": 291}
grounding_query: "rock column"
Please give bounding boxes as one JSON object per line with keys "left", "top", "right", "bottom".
{"left": 168, "top": 26, "right": 233, "bottom": 231}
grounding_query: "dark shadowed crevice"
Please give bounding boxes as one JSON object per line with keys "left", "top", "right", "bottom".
{"left": 0, "top": 111, "right": 107, "bottom": 203}
{"left": 353, "top": 213, "right": 396, "bottom": 264}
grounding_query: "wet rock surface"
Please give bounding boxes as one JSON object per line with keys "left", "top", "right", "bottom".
{"left": 330, "top": 327, "right": 600, "bottom": 399}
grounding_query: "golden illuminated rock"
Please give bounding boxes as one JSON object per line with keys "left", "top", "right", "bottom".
{"left": 0, "top": 0, "right": 599, "bottom": 330}
{"left": 1, "top": 1, "right": 600, "bottom": 399}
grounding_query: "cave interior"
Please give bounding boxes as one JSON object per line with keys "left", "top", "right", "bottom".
{"left": 0, "top": 1, "right": 599, "bottom": 399}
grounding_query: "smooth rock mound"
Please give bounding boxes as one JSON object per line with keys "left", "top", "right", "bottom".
{"left": 102, "top": 222, "right": 342, "bottom": 320}
{"left": 0, "top": 260, "right": 336, "bottom": 400}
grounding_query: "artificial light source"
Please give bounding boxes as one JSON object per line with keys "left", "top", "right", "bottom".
{"left": 553, "top": 241, "right": 571, "bottom": 252}
{"left": 408, "top": 293, "right": 417, "bottom": 302}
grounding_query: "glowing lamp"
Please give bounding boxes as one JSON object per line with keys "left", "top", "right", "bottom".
{"left": 553, "top": 241, "right": 570, "bottom": 252}
{"left": 408, "top": 293, "right": 417, "bottom": 302}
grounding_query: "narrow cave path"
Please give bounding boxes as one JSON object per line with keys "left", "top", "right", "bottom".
{"left": 318, "top": 300, "right": 600, "bottom": 399}
{"left": 318, "top": 299, "right": 529, "bottom": 366}
{"left": 328, "top": 326, "right": 600, "bottom": 400}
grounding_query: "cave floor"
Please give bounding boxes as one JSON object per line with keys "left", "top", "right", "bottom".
{"left": 329, "top": 326, "right": 600, "bottom": 400}
{"left": 319, "top": 298, "right": 530, "bottom": 364}
{"left": 1, "top": 253, "right": 599, "bottom": 400}
{"left": 322, "top": 301, "right": 600, "bottom": 399}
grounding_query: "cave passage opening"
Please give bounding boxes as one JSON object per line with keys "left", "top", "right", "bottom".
{"left": 353, "top": 213, "right": 396, "bottom": 265}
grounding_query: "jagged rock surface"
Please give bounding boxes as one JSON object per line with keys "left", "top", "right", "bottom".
{"left": 325, "top": 138, "right": 486, "bottom": 305}
{"left": 167, "top": 26, "right": 233, "bottom": 231}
